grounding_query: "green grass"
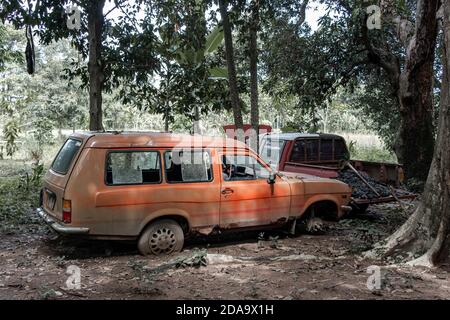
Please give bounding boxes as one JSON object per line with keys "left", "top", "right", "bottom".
{"left": 337, "top": 132, "right": 398, "bottom": 163}
{"left": 349, "top": 144, "right": 397, "bottom": 163}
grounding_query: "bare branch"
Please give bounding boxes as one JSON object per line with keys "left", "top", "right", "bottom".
{"left": 297, "top": 0, "right": 309, "bottom": 27}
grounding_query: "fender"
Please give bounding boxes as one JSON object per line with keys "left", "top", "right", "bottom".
{"left": 298, "top": 194, "right": 342, "bottom": 218}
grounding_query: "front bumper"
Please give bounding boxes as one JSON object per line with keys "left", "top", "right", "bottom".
{"left": 36, "top": 207, "right": 90, "bottom": 235}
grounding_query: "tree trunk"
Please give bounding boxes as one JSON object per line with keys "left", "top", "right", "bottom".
{"left": 219, "top": 0, "right": 244, "bottom": 139}
{"left": 164, "top": 104, "right": 170, "bottom": 132}
{"left": 164, "top": 61, "right": 171, "bottom": 132}
{"left": 193, "top": 105, "right": 201, "bottom": 134}
{"left": 395, "top": 0, "right": 439, "bottom": 182}
{"left": 87, "top": 0, "right": 105, "bottom": 131}
{"left": 364, "top": 0, "right": 439, "bottom": 182}
{"left": 368, "top": 0, "right": 450, "bottom": 266}
{"left": 249, "top": 0, "right": 259, "bottom": 152}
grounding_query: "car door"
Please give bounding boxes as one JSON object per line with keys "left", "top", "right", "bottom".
{"left": 219, "top": 152, "right": 289, "bottom": 228}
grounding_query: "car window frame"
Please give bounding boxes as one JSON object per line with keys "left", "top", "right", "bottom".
{"left": 104, "top": 149, "right": 163, "bottom": 186}
{"left": 50, "top": 137, "right": 83, "bottom": 175}
{"left": 221, "top": 152, "right": 272, "bottom": 182}
{"left": 163, "top": 148, "right": 214, "bottom": 184}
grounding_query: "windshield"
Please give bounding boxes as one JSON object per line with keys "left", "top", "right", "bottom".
{"left": 51, "top": 138, "right": 82, "bottom": 174}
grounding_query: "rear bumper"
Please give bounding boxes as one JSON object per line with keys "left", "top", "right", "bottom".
{"left": 36, "top": 207, "right": 90, "bottom": 235}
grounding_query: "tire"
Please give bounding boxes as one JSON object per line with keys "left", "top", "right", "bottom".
{"left": 138, "top": 219, "right": 184, "bottom": 256}
{"left": 295, "top": 209, "right": 326, "bottom": 235}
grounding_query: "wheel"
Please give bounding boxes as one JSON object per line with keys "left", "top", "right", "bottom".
{"left": 295, "top": 208, "right": 326, "bottom": 235}
{"left": 138, "top": 219, "right": 184, "bottom": 256}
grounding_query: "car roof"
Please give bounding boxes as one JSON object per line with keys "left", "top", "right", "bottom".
{"left": 70, "top": 131, "right": 250, "bottom": 149}
{"left": 260, "top": 132, "right": 345, "bottom": 141}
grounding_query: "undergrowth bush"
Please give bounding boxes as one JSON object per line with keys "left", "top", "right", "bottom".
{"left": 0, "top": 160, "right": 44, "bottom": 234}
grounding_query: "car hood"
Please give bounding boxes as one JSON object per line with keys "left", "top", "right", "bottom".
{"left": 280, "top": 171, "right": 351, "bottom": 195}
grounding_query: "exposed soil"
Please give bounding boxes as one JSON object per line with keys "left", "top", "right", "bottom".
{"left": 1, "top": 202, "right": 450, "bottom": 300}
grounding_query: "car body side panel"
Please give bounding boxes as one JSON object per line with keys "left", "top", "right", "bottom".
{"left": 42, "top": 136, "right": 88, "bottom": 221}
{"left": 281, "top": 173, "right": 351, "bottom": 218}
{"left": 219, "top": 178, "right": 272, "bottom": 228}
{"left": 64, "top": 147, "right": 112, "bottom": 234}
{"left": 268, "top": 176, "right": 293, "bottom": 223}
{"left": 103, "top": 183, "right": 220, "bottom": 236}
{"left": 282, "top": 177, "right": 305, "bottom": 217}
{"left": 66, "top": 148, "right": 221, "bottom": 236}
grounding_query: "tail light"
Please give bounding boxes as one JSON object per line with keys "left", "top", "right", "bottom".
{"left": 62, "top": 199, "right": 72, "bottom": 224}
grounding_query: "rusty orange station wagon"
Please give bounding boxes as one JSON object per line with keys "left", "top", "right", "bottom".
{"left": 37, "top": 131, "right": 352, "bottom": 255}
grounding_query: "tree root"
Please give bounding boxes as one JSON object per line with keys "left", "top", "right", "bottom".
{"left": 406, "top": 253, "right": 434, "bottom": 268}
{"left": 363, "top": 204, "right": 429, "bottom": 262}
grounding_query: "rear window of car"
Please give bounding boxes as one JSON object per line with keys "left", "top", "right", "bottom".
{"left": 305, "top": 139, "right": 319, "bottom": 161}
{"left": 320, "top": 139, "right": 333, "bottom": 161}
{"left": 290, "top": 140, "right": 306, "bottom": 162}
{"left": 290, "top": 139, "right": 319, "bottom": 162}
{"left": 51, "top": 138, "right": 82, "bottom": 174}
{"left": 334, "top": 138, "right": 349, "bottom": 160}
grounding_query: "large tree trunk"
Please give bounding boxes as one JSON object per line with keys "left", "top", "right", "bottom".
{"left": 395, "top": 0, "right": 439, "bottom": 182}
{"left": 364, "top": 0, "right": 439, "bottom": 182}
{"left": 367, "top": 0, "right": 450, "bottom": 266}
{"left": 164, "top": 60, "right": 172, "bottom": 132}
{"left": 87, "top": 0, "right": 105, "bottom": 131}
{"left": 249, "top": 0, "right": 259, "bottom": 152}
{"left": 219, "top": 0, "right": 244, "bottom": 138}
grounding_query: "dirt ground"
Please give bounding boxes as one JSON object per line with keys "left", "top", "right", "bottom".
{"left": 1, "top": 202, "right": 450, "bottom": 300}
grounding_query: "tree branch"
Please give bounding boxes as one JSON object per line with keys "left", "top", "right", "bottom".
{"left": 361, "top": 16, "right": 400, "bottom": 89}
{"left": 297, "top": 0, "right": 309, "bottom": 27}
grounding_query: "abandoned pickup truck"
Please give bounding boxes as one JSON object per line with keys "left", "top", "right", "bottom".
{"left": 259, "top": 133, "right": 416, "bottom": 213}
{"left": 37, "top": 131, "right": 351, "bottom": 255}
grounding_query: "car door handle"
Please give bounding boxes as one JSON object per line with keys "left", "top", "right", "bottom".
{"left": 221, "top": 188, "right": 234, "bottom": 195}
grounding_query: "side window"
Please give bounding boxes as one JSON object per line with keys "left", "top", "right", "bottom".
{"left": 222, "top": 155, "right": 270, "bottom": 181}
{"left": 165, "top": 149, "right": 213, "bottom": 183}
{"left": 106, "top": 151, "right": 161, "bottom": 185}
{"left": 290, "top": 140, "right": 306, "bottom": 162}
{"left": 320, "top": 139, "right": 333, "bottom": 161}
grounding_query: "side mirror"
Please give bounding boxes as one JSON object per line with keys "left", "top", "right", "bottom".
{"left": 267, "top": 173, "right": 276, "bottom": 184}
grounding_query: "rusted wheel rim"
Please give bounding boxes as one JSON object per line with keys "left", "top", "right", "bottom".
{"left": 149, "top": 227, "right": 177, "bottom": 255}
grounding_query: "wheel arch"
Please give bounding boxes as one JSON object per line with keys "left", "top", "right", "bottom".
{"left": 138, "top": 211, "right": 191, "bottom": 236}
{"left": 300, "top": 196, "right": 341, "bottom": 220}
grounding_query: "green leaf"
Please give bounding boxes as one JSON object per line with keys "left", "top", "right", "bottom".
{"left": 175, "top": 51, "right": 187, "bottom": 65}
{"left": 205, "top": 25, "right": 224, "bottom": 54}
{"left": 184, "top": 48, "right": 196, "bottom": 64}
{"left": 195, "top": 50, "right": 205, "bottom": 64}
{"left": 208, "top": 67, "right": 228, "bottom": 80}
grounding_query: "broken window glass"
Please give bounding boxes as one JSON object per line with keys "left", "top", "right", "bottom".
{"left": 106, "top": 151, "right": 161, "bottom": 185}
{"left": 165, "top": 150, "right": 212, "bottom": 183}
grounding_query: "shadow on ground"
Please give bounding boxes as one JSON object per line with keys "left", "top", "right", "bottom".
{"left": 38, "top": 211, "right": 385, "bottom": 260}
